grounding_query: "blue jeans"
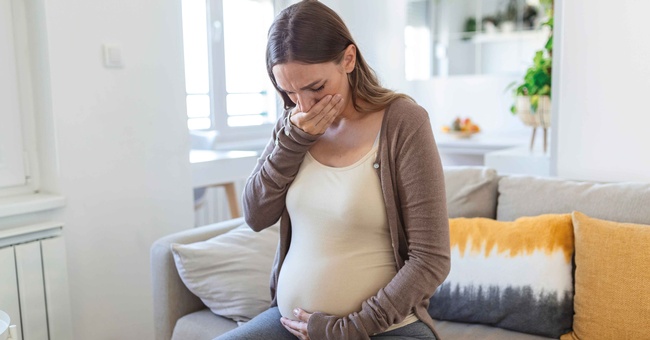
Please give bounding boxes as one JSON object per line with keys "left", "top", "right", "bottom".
{"left": 213, "top": 307, "right": 437, "bottom": 340}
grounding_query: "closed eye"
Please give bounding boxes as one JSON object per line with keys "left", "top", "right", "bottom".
{"left": 312, "top": 85, "right": 325, "bottom": 92}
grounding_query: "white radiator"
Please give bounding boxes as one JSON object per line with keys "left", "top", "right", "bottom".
{"left": 194, "top": 179, "right": 246, "bottom": 226}
{"left": 0, "top": 223, "right": 73, "bottom": 340}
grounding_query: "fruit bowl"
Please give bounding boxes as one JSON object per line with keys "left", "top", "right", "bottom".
{"left": 441, "top": 117, "right": 481, "bottom": 139}
{"left": 445, "top": 130, "right": 479, "bottom": 139}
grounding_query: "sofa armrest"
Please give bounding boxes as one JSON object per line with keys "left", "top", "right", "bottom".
{"left": 151, "top": 217, "right": 245, "bottom": 340}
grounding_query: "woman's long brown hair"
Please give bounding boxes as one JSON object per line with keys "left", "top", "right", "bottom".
{"left": 266, "top": 0, "right": 412, "bottom": 112}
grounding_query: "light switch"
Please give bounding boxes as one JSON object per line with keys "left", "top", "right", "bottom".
{"left": 102, "top": 44, "right": 123, "bottom": 68}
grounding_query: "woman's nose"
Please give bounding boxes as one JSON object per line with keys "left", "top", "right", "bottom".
{"left": 296, "top": 94, "right": 315, "bottom": 113}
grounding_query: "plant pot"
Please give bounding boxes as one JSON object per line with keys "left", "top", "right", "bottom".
{"left": 515, "top": 95, "right": 551, "bottom": 128}
{"left": 500, "top": 21, "right": 515, "bottom": 33}
{"left": 514, "top": 95, "right": 551, "bottom": 152}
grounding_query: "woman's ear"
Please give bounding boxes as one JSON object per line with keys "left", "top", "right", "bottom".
{"left": 342, "top": 44, "right": 357, "bottom": 73}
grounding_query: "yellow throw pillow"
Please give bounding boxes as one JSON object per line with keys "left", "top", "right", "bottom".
{"left": 429, "top": 214, "right": 574, "bottom": 338}
{"left": 562, "top": 212, "right": 650, "bottom": 340}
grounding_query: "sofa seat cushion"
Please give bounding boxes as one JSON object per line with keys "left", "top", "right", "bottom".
{"left": 170, "top": 310, "right": 558, "bottom": 340}
{"left": 497, "top": 175, "right": 650, "bottom": 223}
{"left": 172, "top": 308, "right": 237, "bottom": 340}
{"left": 433, "top": 319, "right": 556, "bottom": 340}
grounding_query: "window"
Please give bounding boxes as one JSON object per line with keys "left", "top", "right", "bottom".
{"left": 0, "top": 0, "right": 27, "bottom": 191}
{"left": 181, "top": 0, "right": 278, "bottom": 142}
{"left": 405, "top": 0, "right": 433, "bottom": 80}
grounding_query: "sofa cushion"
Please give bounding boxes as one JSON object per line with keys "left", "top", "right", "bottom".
{"left": 444, "top": 166, "right": 499, "bottom": 219}
{"left": 429, "top": 215, "right": 574, "bottom": 338}
{"left": 172, "top": 308, "right": 237, "bottom": 340}
{"left": 171, "top": 222, "right": 279, "bottom": 323}
{"left": 173, "top": 310, "right": 559, "bottom": 340}
{"left": 561, "top": 212, "right": 650, "bottom": 340}
{"left": 433, "top": 319, "right": 556, "bottom": 340}
{"left": 497, "top": 175, "right": 650, "bottom": 223}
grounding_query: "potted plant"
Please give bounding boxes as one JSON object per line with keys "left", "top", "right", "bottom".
{"left": 508, "top": 8, "right": 553, "bottom": 152}
{"left": 497, "top": 0, "right": 518, "bottom": 33}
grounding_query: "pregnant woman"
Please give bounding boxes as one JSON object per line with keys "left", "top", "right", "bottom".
{"left": 215, "top": 1, "right": 450, "bottom": 339}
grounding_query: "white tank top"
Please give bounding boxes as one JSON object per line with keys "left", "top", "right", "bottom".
{"left": 278, "top": 137, "right": 417, "bottom": 332}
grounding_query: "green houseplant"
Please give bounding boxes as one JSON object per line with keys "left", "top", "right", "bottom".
{"left": 507, "top": 3, "right": 553, "bottom": 152}
{"left": 509, "top": 16, "right": 553, "bottom": 114}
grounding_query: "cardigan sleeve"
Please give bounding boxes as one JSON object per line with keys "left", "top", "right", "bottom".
{"left": 242, "top": 110, "right": 319, "bottom": 231}
{"left": 307, "top": 113, "right": 451, "bottom": 339}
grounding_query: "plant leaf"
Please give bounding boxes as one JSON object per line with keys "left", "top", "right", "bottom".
{"left": 545, "top": 36, "right": 553, "bottom": 51}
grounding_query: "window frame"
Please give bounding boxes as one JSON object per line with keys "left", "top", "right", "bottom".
{"left": 0, "top": 0, "right": 39, "bottom": 197}
{"left": 189, "top": 0, "right": 283, "bottom": 146}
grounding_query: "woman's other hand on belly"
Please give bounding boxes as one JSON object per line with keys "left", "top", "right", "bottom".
{"left": 281, "top": 308, "right": 314, "bottom": 340}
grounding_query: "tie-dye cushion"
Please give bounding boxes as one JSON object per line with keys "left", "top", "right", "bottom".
{"left": 428, "top": 214, "right": 574, "bottom": 338}
{"left": 560, "top": 212, "right": 650, "bottom": 340}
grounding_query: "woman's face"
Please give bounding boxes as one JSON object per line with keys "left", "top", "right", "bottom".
{"left": 272, "top": 45, "right": 356, "bottom": 113}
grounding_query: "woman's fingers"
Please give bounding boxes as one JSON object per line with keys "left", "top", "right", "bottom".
{"left": 308, "top": 94, "right": 335, "bottom": 120}
{"left": 281, "top": 317, "right": 310, "bottom": 340}
{"left": 289, "top": 95, "right": 332, "bottom": 130}
{"left": 289, "top": 94, "right": 343, "bottom": 135}
{"left": 319, "top": 95, "right": 345, "bottom": 132}
{"left": 313, "top": 94, "right": 343, "bottom": 131}
{"left": 293, "top": 308, "right": 312, "bottom": 323}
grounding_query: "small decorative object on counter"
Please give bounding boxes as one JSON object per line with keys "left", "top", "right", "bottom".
{"left": 442, "top": 117, "right": 481, "bottom": 139}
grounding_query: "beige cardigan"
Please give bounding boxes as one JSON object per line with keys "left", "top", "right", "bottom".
{"left": 243, "top": 98, "right": 450, "bottom": 340}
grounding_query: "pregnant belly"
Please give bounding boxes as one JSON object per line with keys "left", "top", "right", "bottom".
{"left": 276, "top": 249, "right": 397, "bottom": 320}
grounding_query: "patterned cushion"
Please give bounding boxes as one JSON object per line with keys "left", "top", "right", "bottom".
{"left": 429, "top": 215, "right": 574, "bottom": 338}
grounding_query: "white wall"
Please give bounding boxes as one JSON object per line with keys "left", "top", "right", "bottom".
{"left": 337, "top": 0, "right": 408, "bottom": 92}
{"left": 554, "top": 0, "right": 650, "bottom": 182}
{"left": 410, "top": 75, "right": 527, "bottom": 133}
{"left": 26, "top": 0, "right": 194, "bottom": 338}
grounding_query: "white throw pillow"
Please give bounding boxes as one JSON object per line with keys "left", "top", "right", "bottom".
{"left": 171, "top": 222, "right": 279, "bottom": 322}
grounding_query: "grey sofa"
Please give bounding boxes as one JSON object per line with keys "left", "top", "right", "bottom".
{"left": 151, "top": 166, "right": 650, "bottom": 340}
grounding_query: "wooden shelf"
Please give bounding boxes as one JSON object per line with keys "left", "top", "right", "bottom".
{"left": 435, "top": 28, "right": 548, "bottom": 44}
{"left": 471, "top": 30, "right": 548, "bottom": 43}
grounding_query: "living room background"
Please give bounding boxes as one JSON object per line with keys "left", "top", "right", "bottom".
{"left": 1, "top": 0, "right": 650, "bottom": 339}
